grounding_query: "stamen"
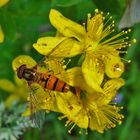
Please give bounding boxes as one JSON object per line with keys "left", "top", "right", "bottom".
{"left": 128, "top": 29, "right": 131, "bottom": 32}
{"left": 83, "top": 22, "right": 86, "bottom": 28}
{"left": 65, "top": 120, "right": 72, "bottom": 127}
{"left": 68, "top": 123, "right": 76, "bottom": 134}
{"left": 133, "top": 39, "right": 137, "bottom": 43}
{"left": 58, "top": 115, "right": 67, "bottom": 120}
{"left": 107, "top": 12, "right": 110, "bottom": 15}
{"left": 118, "top": 120, "right": 122, "bottom": 125}
{"left": 121, "top": 58, "right": 131, "bottom": 63}
{"left": 119, "top": 51, "right": 128, "bottom": 54}
{"left": 79, "top": 129, "right": 82, "bottom": 134}
{"left": 95, "top": 9, "right": 99, "bottom": 13}
{"left": 85, "top": 129, "right": 88, "bottom": 135}
{"left": 87, "top": 13, "right": 91, "bottom": 19}
{"left": 100, "top": 30, "right": 126, "bottom": 45}
{"left": 101, "top": 11, "right": 103, "bottom": 15}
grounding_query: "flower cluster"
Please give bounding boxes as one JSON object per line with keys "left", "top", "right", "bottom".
{"left": 13, "top": 9, "right": 136, "bottom": 133}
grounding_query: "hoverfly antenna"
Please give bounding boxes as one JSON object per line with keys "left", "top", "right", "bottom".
{"left": 17, "top": 64, "right": 27, "bottom": 79}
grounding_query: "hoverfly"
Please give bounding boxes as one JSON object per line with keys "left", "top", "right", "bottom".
{"left": 16, "top": 64, "right": 80, "bottom": 95}
{"left": 16, "top": 64, "right": 80, "bottom": 127}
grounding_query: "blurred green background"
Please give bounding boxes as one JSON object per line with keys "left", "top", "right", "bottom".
{"left": 0, "top": 0, "right": 140, "bottom": 140}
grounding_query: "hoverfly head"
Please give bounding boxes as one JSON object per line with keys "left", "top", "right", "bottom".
{"left": 17, "top": 64, "right": 36, "bottom": 82}
{"left": 17, "top": 64, "right": 27, "bottom": 79}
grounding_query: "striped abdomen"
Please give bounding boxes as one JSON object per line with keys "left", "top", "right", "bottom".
{"left": 36, "top": 73, "right": 76, "bottom": 93}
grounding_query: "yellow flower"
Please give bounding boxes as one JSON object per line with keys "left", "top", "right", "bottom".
{"left": 12, "top": 54, "right": 125, "bottom": 133}
{"left": 0, "top": 0, "right": 9, "bottom": 7}
{"left": 12, "top": 55, "right": 66, "bottom": 115}
{"left": 22, "top": 83, "right": 61, "bottom": 116}
{"left": 0, "top": 25, "right": 4, "bottom": 43}
{"left": 33, "top": 9, "right": 135, "bottom": 92}
{"left": 0, "top": 76, "right": 28, "bottom": 108}
{"left": 57, "top": 77, "right": 125, "bottom": 133}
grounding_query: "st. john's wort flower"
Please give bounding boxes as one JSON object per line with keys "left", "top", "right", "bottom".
{"left": 33, "top": 9, "right": 136, "bottom": 93}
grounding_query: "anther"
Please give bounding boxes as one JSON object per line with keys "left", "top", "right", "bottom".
{"left": 133, "top": 39, "right": 137, "bottom": 43}
{"left": 95, "top": 9, "right": 99, "bottom": 13}
{"left": 118, "top": 121, "right": 122, "bottom": 125}
{"left": 88, "top": 13, "right": 91, "bottom": 18}
{"left": 79, "top": 129, "right": 82, "bottom": 134}
{"left": 85, "top": 129, "right": 88, "bottom": 135}
{"left": 128, "top": 60, "right": 131, "bottom": 63}
{"left": 101, "top": 11, "right": 103, "bottom": 15}
{"left": 128, "top": 29, "right": 131, "bottom": 32}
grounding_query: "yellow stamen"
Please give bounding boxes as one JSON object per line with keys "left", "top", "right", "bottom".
{"left": 68, "top": 123, "right": 76, "bottom": 134}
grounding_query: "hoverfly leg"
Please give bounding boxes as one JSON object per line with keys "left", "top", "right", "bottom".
{"left": 47, "top": 69, "right": 54, "bottom": 75}
{"left": 28, "top": 87, "right": 34, "bottom": 124}
{"left": 32, "top": 87, "right": 39, "bottom": 92}
{"left": 75, "top": 87, "right": 81, "bottom": 99}
{"left": 32, "top": 64, "right": 37, "bottom": 71}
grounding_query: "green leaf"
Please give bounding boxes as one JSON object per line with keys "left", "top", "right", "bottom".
{"left": 52, "top": 0, "right": 82, "bottom": 7}
{"left": 118, "top": 114, "right": 134, "bottom": 140}
{"left": 0, "top": 11, "right": 16, "bottom": 40}
{"left": 92, "top": 0, "right": 121, "bottom": 14}
{"left": 125, "top": 62, "right": 138, "bottom": 86}
{"left": 128, "top": 93, "right": 140, "bottom": 117}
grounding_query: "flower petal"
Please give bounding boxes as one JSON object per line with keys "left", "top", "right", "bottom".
{"left": 22, "top": 108, "right": 30, "bottom": 116}
{"left": 5, "top": 95, "right": 19, "bottom": 108}
{"left": 89, "top": 110, "right": 105, "bottom": 133}
{"left": 56, "top": 92, "right": 88, "bottom": 129}
{"left": 82, "top": 53, "right": 104, "bottom": 93}
{"left": 49, "top": 38, "right": 84, "bottom": 57}
{"left": 102, "top": 78, "right": 125, "bottom": 104}
{"left": 58, "top": 67, "right": 85, "bottom": 87}
{"left": 33, "top": 36, "right": 67, "bottom": 56}
{"left": 12, "top": 55, "right": 37, "bottom": 71}
{"left": 69, "top": 109, "right": 89, "bottom": 129}
{"left": 49, "top": 9, "right": 85, "bottom": 41}
{"left": 0, "top": 25, "right": 4, "bottom": 43}
{"left": 104, "top": 56, "right": 124, "bottom": 78}
{"left": 58, "top": 67, "right": 96, "bottom": 94}
{"left": 56, "top": 92, "right": 81, "bottom": 115}
{"left": 0, "top": 79, "right": 15, "bottom": 92}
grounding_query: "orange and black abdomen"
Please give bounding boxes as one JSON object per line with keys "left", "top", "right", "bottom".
{"left": 39, "top": 74, "right": 71, "bottom": 93}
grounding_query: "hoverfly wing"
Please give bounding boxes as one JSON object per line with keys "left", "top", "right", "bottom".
{"left": 33, "top": 110, "right": 46, "bottom": 128}
{"left": 28, "top": 86, "right": 46, "bottom": 128}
